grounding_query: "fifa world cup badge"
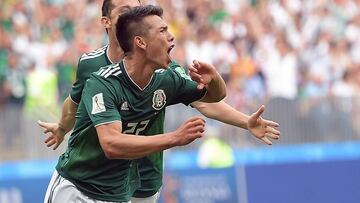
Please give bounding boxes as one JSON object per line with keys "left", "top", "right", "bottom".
{"left": 92, "top": 93, "right": 106, "bottom": 114}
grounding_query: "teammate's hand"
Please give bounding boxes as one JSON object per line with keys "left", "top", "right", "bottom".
{"left": 37, "top": 120, "right": 65, "bottom": 150}
{"left": 247, "top": 105, "right": 280, "bottom": 145}
{"left": 188, "top": 60, "right": 217, "bottom": 90}
{"left": 173, "top": 116, "right": 205, "bottom": 146}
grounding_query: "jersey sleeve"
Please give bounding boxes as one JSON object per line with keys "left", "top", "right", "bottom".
{"left": 70, "top": 58, "right": 88, "bottom": 104}
{"left": 169, "top": 61, "right": 192, "bottom": 80}
{"left": 169, "top": 62, "right": 207, "bottom": 106}
{"left": 82, "top": 75, "right": 121, "bottom": 127}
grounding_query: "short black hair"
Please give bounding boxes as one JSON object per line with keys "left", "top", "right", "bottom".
{"left": 102, "top": 0, "right": 142, "bottom": 34}
{"left": 102, "top": 0, "right": 114, "bottom": 17}
{"left": 115, "top": 5, "right": 163, "bottom": 53}
{"left": 102, "top": 0, "right": 142, "bottom": 17}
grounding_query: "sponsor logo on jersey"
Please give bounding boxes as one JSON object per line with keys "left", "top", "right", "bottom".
{"left": 152, "top": 89, "right": 166, "bottom": 110}
{"left": 91, "top": 93, "right": 106, "bottom": 114}
{"left": 121, "top": 101, "right": 129, "bottom": 111}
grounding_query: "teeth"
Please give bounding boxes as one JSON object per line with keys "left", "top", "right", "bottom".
{"left": 168, "top": 45, "right": 174, "bottom": 53}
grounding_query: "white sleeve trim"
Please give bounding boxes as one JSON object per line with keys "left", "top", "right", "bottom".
{"left": 94, "top": 120, "right": 122, "bottom": 127}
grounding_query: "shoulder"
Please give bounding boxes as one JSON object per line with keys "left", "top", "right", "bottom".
{"left": 76, "top": 45, "right": 109, "bottom": 77}
{"left": 153, "top": 68, "right": 185, "bottom": 85}
{"left": 86, "top": 69, "right": 119, "bottom": 94}
{"left": 82, "top": 73, "right": 119, "bottom": 105}
{"left": 154, "top": 68, "right": 175, "bottom": 79}
{"left": 155, "top": 60, "right": 184, "bottom": 76}
{"left": 168, "top": 61, "right": 191, "bottom": 79}
{"left": 88, "top": 63, "right": 122, "bottom": 89}
{"left": 79, "top": 45, "right": 108, "bottom": 63}
{"left": 96, "top": 63, "right": 122, "bottom": 79}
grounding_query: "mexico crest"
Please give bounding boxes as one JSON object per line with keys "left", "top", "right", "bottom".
{"left": 152, "top": 89, "right": 166, "bottom": 110}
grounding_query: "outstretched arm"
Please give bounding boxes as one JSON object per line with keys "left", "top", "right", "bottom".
{"left": 246, "top": 105, "right": 280, "bottom": 145}
{"left": 192, "top": 101, "right": 249, "bottom": 129}
{"left": 37, "top": 96, "right": 78, "bottom": 150}
{"left": 97, "top": 116, "right": 205, "bottom": 159}
{"left": 192, "top": 101, "right": 280, "bottom": 145}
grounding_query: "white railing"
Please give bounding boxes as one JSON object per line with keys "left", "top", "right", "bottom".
{"left": 0, "top": 97, "right": 359, "bottom": 161}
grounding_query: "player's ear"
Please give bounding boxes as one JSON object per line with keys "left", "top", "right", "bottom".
{"left": 134, "top": 36, "right": 147, "bottom": 50}
{"left": 101, "top": 16, "right": 111, "bottom": 29}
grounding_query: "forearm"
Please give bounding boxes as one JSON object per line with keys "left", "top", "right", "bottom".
{"left": 108, "top": 134, "right": 175, "bottom": 159}
{"left": 97, "top": 117, "right": 204, "bottom": 159}
{"left": 98, "top": 127, "right": 176, "bottom": 159}
{"left": 200, "top": 72, "right": 226, "bottom": 103}
{"left": 58, "top": 96, "right": 78, "bottom": 135}
{"left": 193, "top": 101, "right": 249, "bottom": 129}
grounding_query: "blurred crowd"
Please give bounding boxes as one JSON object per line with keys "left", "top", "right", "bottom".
{"left": 160, "top": 0, "right": 360, "bottom": 106}
{"left": 1, "top": 0, "right": 360, "bottom": 111}
{"left": 1, "top": 0, "right": 360, "bottom": 152}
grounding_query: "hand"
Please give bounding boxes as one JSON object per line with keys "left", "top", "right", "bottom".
{"left": 37, "top": 120, "right": 65, "bottom": 150}
{"left": 247, "top": 105, "right": 280, "bottom": 145}
{"left": 188, "top": 60, "right": 217, "bottom": 90}
{"left": 173, "top": 116, "right": 206, "bottom": 146}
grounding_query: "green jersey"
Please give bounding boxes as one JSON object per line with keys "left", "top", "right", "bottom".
{"left": 56, "top": 60, "right": 206, "bottom": 202}
{"left": 132, "top": 62, "right": 193, "bottom": 198}
{"left": 70, "top": 45, "right": 112, "bottom": 104}
{"left": 68, "top": 45, "right": 196, "bottom": 198}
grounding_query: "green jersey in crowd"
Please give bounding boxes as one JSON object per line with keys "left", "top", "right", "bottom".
{"left": 57, "top": 59, "right": 206, "bottom": 202}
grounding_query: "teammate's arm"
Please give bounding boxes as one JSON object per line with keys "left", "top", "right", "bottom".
{"left": 37, "top": 96, "right": 78, "bottom": 150}
{"left": 59, "top": 96, "right": 78, "bottom": 133}
{"left": 96, "top": 116, "right": 205, "bottom": 159}
{"left": 38, "top": 57, "right": 86, "bottom": 150}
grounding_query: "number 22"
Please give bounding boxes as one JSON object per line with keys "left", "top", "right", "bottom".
{"left": 123, "top": 120, "right": 150, "bottom": 135}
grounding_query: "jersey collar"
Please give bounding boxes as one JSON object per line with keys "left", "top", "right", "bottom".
{"left": 105, "top": 44, "right": 113, "bottom": 65}
{"left": 120, "top": 60, "right": 155, "bottom": 92}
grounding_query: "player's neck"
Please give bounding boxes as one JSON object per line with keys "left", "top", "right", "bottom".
{"left": 106, "top": 31, "right": 124, "bottom": 62}
{"left": 108, "top": 40, "right": 124, "bottom": 63}
{"left": 123, "top": 56, "right": 155, "bottom": 89}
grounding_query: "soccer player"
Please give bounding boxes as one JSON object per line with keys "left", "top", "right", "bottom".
{"left": 39, "top": 0, "right": 280, "bottom": 202}
{"left": 44, "top": 5, "right": 227, "bottom": 203}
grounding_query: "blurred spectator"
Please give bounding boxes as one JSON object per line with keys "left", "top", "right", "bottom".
{"left": 56, "top": 49, "right": 75, "bottom": 101}
{"left": 2, "top": 52, "right": 26, "bottom": 148}
{"left": 300, "top": 31, "right": 332, "bottom": 98}
{"left": 331, "top": 69, "right": 356, "bottom": 98}
{"left": 260, "top": 32, "right": 299, "bottom": 99}
{"left": 197, "top": 126, "right": 235, "bottom": 168}
{"left": 4, "top": 52, "right": 26, "bottom": 105}
{"left": 24, "top": 61, "right": 58, "bottom": 119}
{"left": 0, "top": 27, "right": 11, "bottom": 107}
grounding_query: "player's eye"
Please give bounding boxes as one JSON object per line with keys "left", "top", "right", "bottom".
{"left": 160, "top": 27, "right": 167, "bottom": 33}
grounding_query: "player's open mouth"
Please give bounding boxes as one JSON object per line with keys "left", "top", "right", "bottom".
{"left": 166, "top": 44, "right": 175, "bottom": 65}
{"left": 167, "top": 44, "right": 175, "bottom": 54}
